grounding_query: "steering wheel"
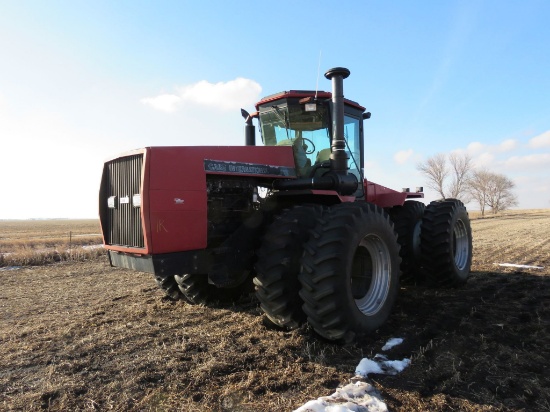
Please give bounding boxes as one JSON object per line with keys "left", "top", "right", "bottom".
{"left": 301, "top": 137, "right": 316, "bottom": 155}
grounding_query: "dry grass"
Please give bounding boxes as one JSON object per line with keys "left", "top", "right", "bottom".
{"left": 468, "top": 208, "right": 550, "bottom": 220}
{"left": 1, "top": 211, "right": 549, "bottom": 411}
{"left": 0, "top": 219, "right": 103, "bottom": 267}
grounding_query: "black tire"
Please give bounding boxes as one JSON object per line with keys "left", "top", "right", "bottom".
{"left": 174, "top": 273, "right": 249, "bottom": 304}
{"left": 155, "top": 274, "right": 183, "bottom": 300}
{"left": 299, "top": 202, "right": 401, "bottom": 343}
{"left": 388, "top": 200, "right": 425, "bottom": 282}
{"left": 421, "top": 199, "right": 472, "bottom": 287}
{"left": 254, "top": 205, "right": 326, "bottom": 329}
{"left": 174, "top": 273, "right": 210, "bottom": 304}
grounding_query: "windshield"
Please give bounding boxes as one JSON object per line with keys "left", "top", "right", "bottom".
{"left": 260, "top": 103, "right": 331, "bottom": 176}
{"left": 259, "top": 102, "right": 363, "bottom": 194}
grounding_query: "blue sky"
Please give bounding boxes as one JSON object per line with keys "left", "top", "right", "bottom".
{"left": 1, "top": 0, "right": 549, "bottom": 218}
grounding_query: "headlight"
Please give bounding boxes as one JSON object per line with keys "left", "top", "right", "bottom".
{"left": 107, "top": 196, "right": 117, "bottom": 209}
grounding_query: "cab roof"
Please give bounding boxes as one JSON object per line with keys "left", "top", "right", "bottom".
{"left": 255, "top": 90, "right": 365, "bottom": 112}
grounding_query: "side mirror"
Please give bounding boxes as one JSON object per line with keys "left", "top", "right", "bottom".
{"left": 362, "top": 112, "right": 371, "bottom": 120}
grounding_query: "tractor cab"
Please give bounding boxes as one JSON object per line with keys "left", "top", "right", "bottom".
{"left": 255, "top": 90, "right": 367, "bottom": 196}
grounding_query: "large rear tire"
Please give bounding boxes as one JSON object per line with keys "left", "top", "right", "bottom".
{"left": 254, "top": 205, "right": 326, "bottom": 329}
{"left": 388, "top": 200, "right": 425, "bottom": 282}
{"left": 299, "top": 202, "right": 401, "bottom": 343}
{"left": 421, "top": 199, "right": 472, "bottom": 287}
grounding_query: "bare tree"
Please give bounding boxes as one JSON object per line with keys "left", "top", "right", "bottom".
{"left": 486, "top": 173, "right": 518, "bottom": 214}
{"left": 467, "top": 169, "right": 492, "bottom": 217}
{"left": 467, "top": 170, "right": 518, "bottom": 216}
{"left": 416, "top": 153, "right": 448, "bottom": 198}
{"left": 417, "top": 152, "right": 473, "bottom": 201}
{"left": 448, "top": 152, "right": 473, "bottom": 200}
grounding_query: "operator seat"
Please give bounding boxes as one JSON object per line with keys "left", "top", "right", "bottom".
{"left": 277, "top": 137, "right": 311, "bottom": 176}
{"left": 315, "top": 148, "right": 331, "bottom": 163}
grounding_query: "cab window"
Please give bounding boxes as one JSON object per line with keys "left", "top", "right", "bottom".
{"left": 259, "top": 103, "right": 332, "bottom": 176}
{"left": 344, "top": 115, "right": 361, "bottom": 182}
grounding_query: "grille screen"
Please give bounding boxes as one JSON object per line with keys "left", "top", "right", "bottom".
{"left": 105, "top": 154, "right": 145, "bottom": 248}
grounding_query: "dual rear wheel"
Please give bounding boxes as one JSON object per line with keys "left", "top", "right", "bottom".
{"left": 390, "top": 198, "right": 472, "bottom": 286}
{"left": 421, "top": 199, "right": 472, "bottom": 286}
{"left": 299, "top": 202, "right": 401, "bottom": 342}
{"left": 255, "top": 198, "right": 473, "bottom": 342}
{"left": 255, "top": 202, "right": 401, "bottom": 342}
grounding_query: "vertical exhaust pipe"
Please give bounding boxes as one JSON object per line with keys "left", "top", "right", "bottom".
{"left": 241, "top": 109, "right": 256, "bottom": 146}
{"left": 325, "top": 67, "right": 350, "bottom": 175}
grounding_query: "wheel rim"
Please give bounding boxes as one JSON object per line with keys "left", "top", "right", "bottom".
{"left": 351, "top": 234, "right": 391, "bottom": 316}
{"left": 453, "top": 219, "right": 470, "bottom": 270}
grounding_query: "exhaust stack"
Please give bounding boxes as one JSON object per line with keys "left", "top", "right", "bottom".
{"left": 325, "top": 67, "right": 350, "bottom": 175}
{"left": 241, "top": 109, "right": 256, "bottom": 146}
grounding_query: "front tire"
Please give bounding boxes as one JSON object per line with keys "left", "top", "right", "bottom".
{"left": 174, "top": 273, "right": 210, "bottom": 304}
{"left": 421, "top": 199, "right": 472, "bottom": 287}
{"left": 299, "top": 202, "right": 401, "bottom": 343}
{"left": 254, "top": 205, "right": 326, "bottom": 329}
{"left": 174, "top": 273, "right": 249, "bottom": 304}
{"left": 155, "top": 274, "right": 183, "bottom": 300}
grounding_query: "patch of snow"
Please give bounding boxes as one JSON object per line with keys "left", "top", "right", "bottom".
{"left": 356, "top": 354, "right": 410, "bottom": 377}
{"left": 497, "top": 263, "right": 544, "bottom": 269}
{"left": 295, "top": 338, "right": 409, "bottom": 412}
{"left": 294, "top": 381, "right": 388, "bottom": 412}
{"left": 381, "top": 337, "right": 403, "bottom": 351}
{"left": 355, "top": 358, "right": 383, "bottom": 376}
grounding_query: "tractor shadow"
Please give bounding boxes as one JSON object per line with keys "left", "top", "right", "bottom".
{"left": 184, "top": 268, "right": 549, "bottom": 411}
{"left": 367, "top": 269, "right": 550, "bottom": 411}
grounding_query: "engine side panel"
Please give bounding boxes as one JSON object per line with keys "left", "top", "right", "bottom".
{"left": 101, "top": 146, "right": 296, "bottom": 255}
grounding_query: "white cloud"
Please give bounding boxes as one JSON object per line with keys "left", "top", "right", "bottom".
{"left": 503, "top": 153, "right": 550, "bottom": 169}
{"left": 393, "top": 149, "right": 414, "bottom": 164}
{"left": 141, "top": 77, "right": 262, "bottom": 112}
{"left": 497, "top": 138, "right": 517, "bottom": 152}
{"left": 140, "top": 94, "right": 181, "bottom": 113}
{"left": 528, "top": 130, "right": 550, "bottom": 149}
{"left": 467, "top": 141, "right": 484, "bottom": 154}
{"left": 473, "top": 152, "right": 495, "bottom": 167}
{"left": 466, "top": 138, "right": 517, "bottom": 155}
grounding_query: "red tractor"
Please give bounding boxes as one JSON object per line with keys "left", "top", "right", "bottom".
{"left": 99, "top": 67, "right": 473, "bottom": 342}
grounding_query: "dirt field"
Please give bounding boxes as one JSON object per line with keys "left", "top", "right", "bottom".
{"left": 1, "top": 210, "right": 549, "bottom": 411}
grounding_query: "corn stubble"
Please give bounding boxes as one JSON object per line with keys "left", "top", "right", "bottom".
{"left": 1, "top": 212, "right": 549, "bottom": 411}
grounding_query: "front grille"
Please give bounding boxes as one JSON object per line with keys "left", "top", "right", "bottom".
{"left": 104, "top": 154, "right": 145, "bottom": 248}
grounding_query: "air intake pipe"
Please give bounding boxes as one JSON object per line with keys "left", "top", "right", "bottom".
{"left": 273, "top": 67, "right": 358, "bottom": 195}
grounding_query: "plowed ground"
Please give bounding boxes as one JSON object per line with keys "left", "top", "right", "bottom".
{"left": 1, "top": 210, "right": 549, "bottom": 411}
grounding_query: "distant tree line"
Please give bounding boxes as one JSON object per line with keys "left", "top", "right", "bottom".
{"left": 417, "top": 153, "right": 518, "bottom": 217}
